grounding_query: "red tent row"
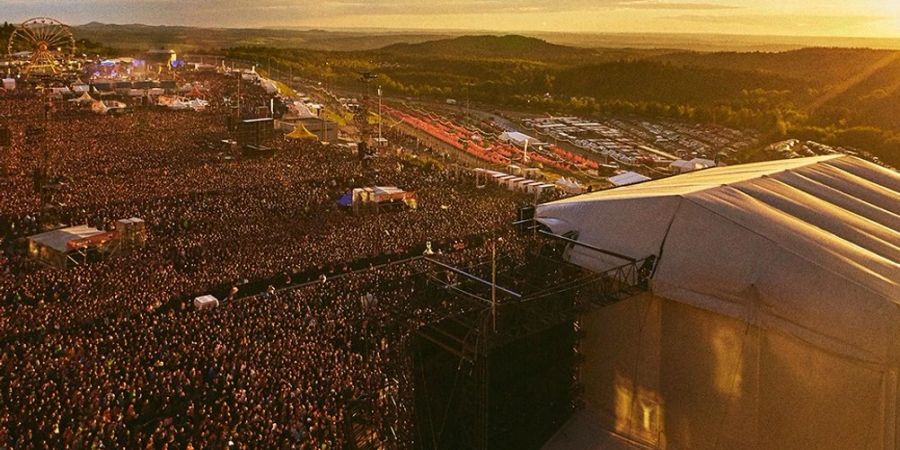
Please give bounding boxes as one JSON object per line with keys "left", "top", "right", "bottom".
{"left": 549, "top": 145, "right": 600, "bottom": 170}
{"left": 381, "top": 103, "right": 602, "bottom": 172}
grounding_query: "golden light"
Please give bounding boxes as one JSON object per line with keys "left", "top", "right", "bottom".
{"left": 883, "top": 0, "right": 900, "bottom": 29}
{"left": 880, "top": 0, "right": 900, "bottom": 27}
{"left": 888, "top": 0, "right": 900, "bottom": 15}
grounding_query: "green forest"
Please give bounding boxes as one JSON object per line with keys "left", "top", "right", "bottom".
{"left": 228, "top": 35, "right": 900, "bottom": 165}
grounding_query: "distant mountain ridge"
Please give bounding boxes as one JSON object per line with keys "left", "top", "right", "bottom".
{"left": 377, "top": 35, "right": 590, "bottom": 60}
{"left": 66, "top": 22, "right": 900, "bottom": 53}
{"left": 69, "top": 22, "right": 456, "bottom": 52}
{"left": 651, "top": 47, "right": 899, "bottom": 85}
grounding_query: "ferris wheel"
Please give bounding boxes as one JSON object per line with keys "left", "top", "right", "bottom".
{"left": 7, "top": 17, "right": 76, "bottom": 76}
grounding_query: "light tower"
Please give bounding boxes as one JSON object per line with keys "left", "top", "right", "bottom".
{"left": 378, "top": 85, "right": 383, "bottom": 145}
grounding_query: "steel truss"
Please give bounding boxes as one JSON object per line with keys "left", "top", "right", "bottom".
{"left": 413, "top": 231, "right": 656, "bottom": 449}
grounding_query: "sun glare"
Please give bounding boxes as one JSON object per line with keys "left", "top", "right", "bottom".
{"left": 884, "top": 1, "right": 900, "bottom": 24}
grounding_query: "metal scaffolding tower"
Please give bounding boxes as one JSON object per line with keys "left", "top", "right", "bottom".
{"left": 413, "top": 228, "right": 656, "bottom": 449}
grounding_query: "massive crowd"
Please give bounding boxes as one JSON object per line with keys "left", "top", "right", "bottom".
{"left": 0, "top": 251, "right": 517, "bottom": 449}
{"left": 0, "top": 72, "right": 534, "bottom": 448}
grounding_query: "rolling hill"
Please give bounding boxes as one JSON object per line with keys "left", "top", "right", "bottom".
{"left": 71, "top": 22, "right": 457, "bottom": 52}
{"left": 650, "top": 47, "right": 899, "bottom": 87}
{"left": 376, "top": 35, "right": 595, "bottom": 62}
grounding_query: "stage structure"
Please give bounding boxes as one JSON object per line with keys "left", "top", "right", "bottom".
{"left": 536, "top": 155, "right": 899, "bottom": 450}
{"left": 344, "top": 186, "right": 417, "bottom": 214}
{"left": 23, "top": 101, "right": 61, "bottom": 227}
{"left": 236, "top": 117, "right": 275, "bottom": 147}
{"left": 412, "top": 223, "right": 656, "bottom": 450}
{"left": 27, "top": 218, "right": 147, "bottom": 269}
{"left": 7, "top": 17, "right": 76, "bottom": 77}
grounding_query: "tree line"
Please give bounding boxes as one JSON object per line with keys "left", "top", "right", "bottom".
{"left": 226, "top": 41, "right": 900, "bottom": 166}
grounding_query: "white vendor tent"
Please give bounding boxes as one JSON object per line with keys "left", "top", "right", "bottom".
{"left": 555, "top": 177, "right": 583, "bottom": 194}
{"left": 91, "top": 100, "right": 127, "bottom": 115}
{"left": 537, "top": 155, "right": 900, "bottom": 450}
{"left": 187, "top": 99, "right": 209, "bottom": 111}
{"left": 193, "top": 295, "right": 220, "bottom": 310}
{"left": 90, "top": 100, "right": 108, "bottom": 115}
{"left": 289, "top": 101, "right": 318, "bottom": 119}
{"left": 157, "top": 96, "right": 192, "bottom": 110}
{"left": 608, "top": 171, "right": 651, "bottom": 186}
{"left": 499, "top": 131, "right": 547, "bottom": 148}
{"left": 670, "top": 159, "right": 702, "bottom": 173}
{"left": 260, "top": 78, "right": 278, "bottom": 94}
{"left": 690, "top": 157, "right": 717, "bottom": 168}
{"left": 68, "top": 91, "right": 95, "bottom": 104}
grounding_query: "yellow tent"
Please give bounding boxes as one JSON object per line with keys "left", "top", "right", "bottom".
{"left": 325, "top": 110, "right": 353, "bottom": 127}
{"left": 286, "top": 123, "right": 318, "bottom": 140}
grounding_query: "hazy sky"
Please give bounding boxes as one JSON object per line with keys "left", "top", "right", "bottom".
{"left": 2, "top": 0, "right": 899, "bottom": 37}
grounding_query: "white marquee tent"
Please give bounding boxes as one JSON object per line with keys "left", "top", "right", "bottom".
{"left": 260, "top": 78, "right": 278, "bottom": 94}
{"left": 608, "top": 171, "right": 651, "bottom": 186}
{"left": 538, "top": 155, "right": 900, "bottom": 450}
{"left": 68, "top": 91, "right": 94, "bottom": 104}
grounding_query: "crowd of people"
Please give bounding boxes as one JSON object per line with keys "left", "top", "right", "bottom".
{"left": 0, "top": 71, "right": 538, "bottom": 448}
{"left": 1, "top": 250, "right": 519, "bottom": 449}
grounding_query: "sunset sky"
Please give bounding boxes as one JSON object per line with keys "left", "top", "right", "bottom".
{"left": 2, "top": 0, "right": 899, "bottom": 37}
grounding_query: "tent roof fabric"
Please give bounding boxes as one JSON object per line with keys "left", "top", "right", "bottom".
{"left": 373, "top": 186, "right": 404, "bottom": 195}
{"left": 28, "top": 225, "right": 106, "bottom": 253}
{"left": 608, "top": 171, "right": 651, "bottom": 186}
{"left": 536, "top": 155, "right": 900, "bottom": 364}
{"left": 286, "top": 123, "right": 318, "bottom": 140}
{"left": 500, "top": 131, "right": 545, "bottom": 146}
{"left": 670, "top": 159, "right": 696, "bottom": 169}
{"left": 337, "top": 192, "right": 353, "bottom": 207}
{"left": 69, "top": 92, "right": 94, "bottom": 103}
{"left": 543, "top": 408, "right": 651, "bottom": 450}
{"left": 689, "top": 157, "right": 716, "bottom": 167}
{"left": 290, "top": 102, "right": 318, "bottom": 119}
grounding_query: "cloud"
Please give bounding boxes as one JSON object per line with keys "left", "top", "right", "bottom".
{"left": 615, "top": 1, "right": 739, "bottom": 10}
{"left": 296, "top": 0, "right": 741, "bottom": 15}
{"left": 10, "top": 0, "right": 894, "bottom": 40}
{"left": 668, "top": 13, "right": 889, "bottom": 26}
{"left": 2, "top": 0, "right": 741, "bottom": 24}
{"left": 663, "top": 13, "right": 894, "bottom": 36}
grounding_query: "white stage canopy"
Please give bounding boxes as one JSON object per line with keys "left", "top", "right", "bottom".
{"left": 537, "top": 154, "right": 900, "bottom": 364}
